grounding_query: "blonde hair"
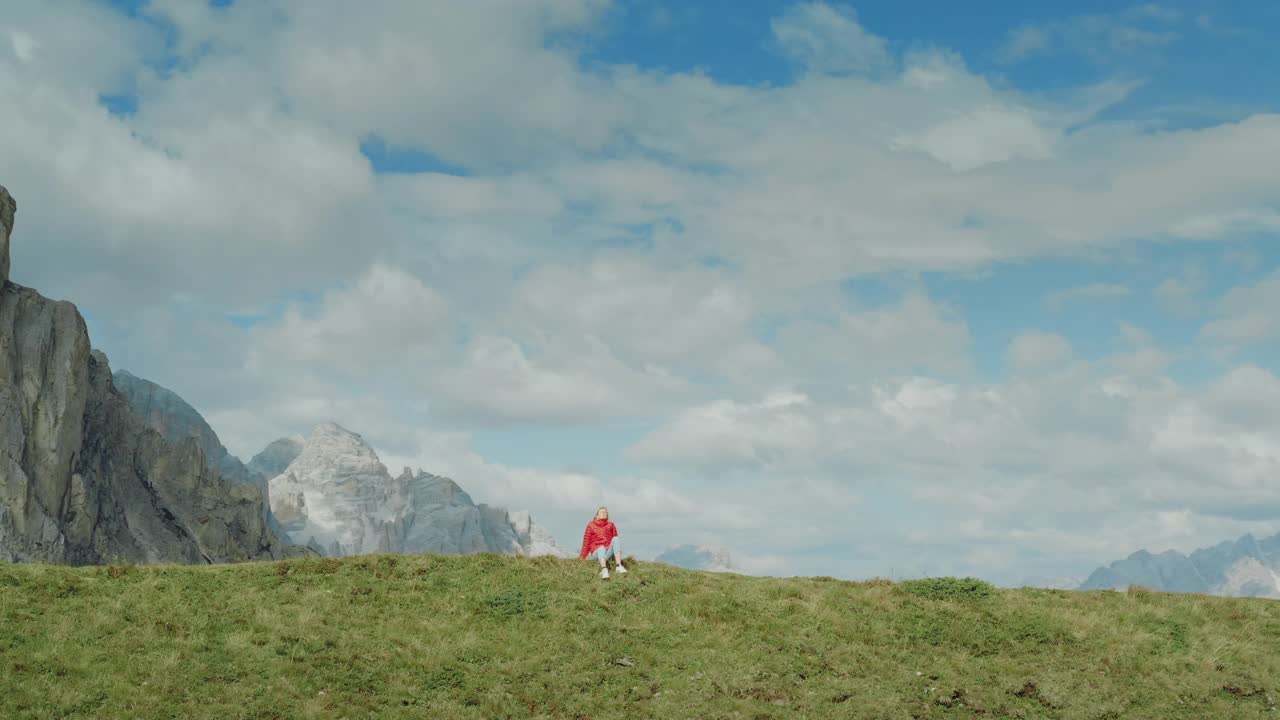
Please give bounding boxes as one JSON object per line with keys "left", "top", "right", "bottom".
{"left": 595, "top": 506, "right": 608, "bottom": 517}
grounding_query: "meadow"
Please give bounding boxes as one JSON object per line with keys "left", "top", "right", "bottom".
{"left": 1, "top": 554, "right": 1277, "bottom": 719}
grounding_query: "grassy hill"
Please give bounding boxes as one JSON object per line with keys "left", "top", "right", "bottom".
{"left": 1, "top": 554, "right": 1278, "bottom": 719}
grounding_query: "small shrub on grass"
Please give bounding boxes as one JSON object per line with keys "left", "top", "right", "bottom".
{"left": 422, "top": 667, "right": 467, "bottom": 692}
{"left": 1127, "top": 584, "right": 1154, "bottom": 601}
{"left": 899, "top": 576, "right": 995, "bottom": 602}
{"left": 479, "top": 588, "right": 548, "bottom": 618}
{"left": 900, "top": 611, "right": 954, "bottom": 646}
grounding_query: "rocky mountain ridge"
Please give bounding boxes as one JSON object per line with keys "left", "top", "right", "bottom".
{"left": 266, "top": 423, "right": 565, "bottom": 558}
{"left": 1079, "top": 532, "right": 1280, "bottom": 598}
{"left": 0, "top": 182, "right": 291, "bottom": 564}
{"left": 656, "top": 544, "right": 736, "bottom": 573}
{"left": 113, "top": 370, "right": 261, "bottom": 488}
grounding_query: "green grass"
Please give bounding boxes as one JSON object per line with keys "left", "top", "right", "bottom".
{"left": 1, "top": 555, "right": 1278, "bottom": 719}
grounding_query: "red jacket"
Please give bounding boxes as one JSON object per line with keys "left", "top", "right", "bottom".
{"left": 579, "top": 519, "right": 618, "bottom": 559}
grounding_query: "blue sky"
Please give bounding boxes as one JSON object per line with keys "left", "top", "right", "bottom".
{"left": 6, "top": 0, "right": 1280, "bottom": 583}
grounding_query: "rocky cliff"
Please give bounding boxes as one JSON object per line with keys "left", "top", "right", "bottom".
{"left": 247, "top": 436, "right": 304, "bottom": 480}
{"left": 265, "top": 422, "right": 565, "bottom": 558}
{"left": 0, "top": 183, "right": 291, "bottom": 564}
{"left": 1079, "top": 532, "right": 1280, "bottom": 598}
{"left": 113, "top": 370, "right": 260, "bottom": 487}
{"left": 0, "top": 186, "right": 13, "bottom": 285}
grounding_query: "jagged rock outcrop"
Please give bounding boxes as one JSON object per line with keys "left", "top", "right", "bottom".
{"left": 113, "top": 370, "right": 259, "bottom": 487}
{"left": 111, "top": 371, "right": 316, "bottom": 550}
{"left": 248, "top": 436, "right": 304, "bottom": 480}
{"left": 509, "top": 509, "right": 564, "bottom": 558}
{"left": 0, "top": 186, "right": 14, "bottom": 285}
{"left": 656, "top": 544, "right": 736, "bottom": 573}
{"left": 1080, "top": 533, "right": 1280, "bottom": 598}
{"left": 0, "top": 183, "right": 291, "bottom": 564}
{"left": 267, "top": 423, "right": 409, "bottom": 556}
{"left": 265, "top": 422, "right": 565, "bottom": 558}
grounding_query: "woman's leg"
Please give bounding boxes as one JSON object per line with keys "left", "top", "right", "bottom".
{"left": 611, "top": 538, "right": 626, "bottom": 571}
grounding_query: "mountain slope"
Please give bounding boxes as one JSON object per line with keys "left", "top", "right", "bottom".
{"left": 2, "top": 556, "right": 1278, "bottom": 719}
{"left": 1080, "top": 532, "right": 1280, "bottom": 598}
{"left": 113, "top": 369, "right": 260, "bottom": 487}
{"left": 247, "top": 435, "right": 304, "bottom": 479}
{"left": 265, "top": 423, "right": 565, "bottom": 558}
{"left": 0, "top": 183, "right": 289, "bottom": 565}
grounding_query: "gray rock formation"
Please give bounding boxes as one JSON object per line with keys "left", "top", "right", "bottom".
{"left": 264, "top": 422, "right": 565, "bottom": 558}
{"left": 111, "top": 370, "right": 315, "bottom": 549}
{"left": 508, "top": 509, "right": 564, "bottom": 558}
{"left": 267, "top": 422, "right": 409, "bottom": 556}
{"left": 0, "top": 183, "right": 291, "bottom": 564}
{"left": 398, "top": 469, "right": 548, "bottom": 556}
{"left": 113, "top": 370, "right": 258, "bottom": 487}
{"left": 248, "top": 436, "right": 304, "bottom": 480}
{"left": 1079, "top": 533, "right": 1280, "bottom": 598}
{"left": 1, "top": 185, "right": 14, "bottom": 285}
{"left": 656, "top": 544, "right": 736, "bottom": 573}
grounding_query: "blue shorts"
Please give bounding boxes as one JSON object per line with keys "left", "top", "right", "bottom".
{"left": 590, "top": 543, "right": 618, "bottom": 561}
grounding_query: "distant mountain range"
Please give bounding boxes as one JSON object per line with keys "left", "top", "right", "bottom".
{"left": 114, "top": 391, "right": 567, "bottom": 559}
{"left": 656, "top": 544, "right": 736, "bottom": 573}
{"left": 1079, "top": 533, "right": 1280, "bottom": 598}
{"left": 263, "top": 422, "right": 564, "bottom": 558}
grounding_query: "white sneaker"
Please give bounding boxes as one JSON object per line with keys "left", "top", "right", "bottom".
{"left": 616, "top": 564, "right": 627, "bottom": 574}
{"left": 600, "top": 568, "right": 610, "bottom": 579}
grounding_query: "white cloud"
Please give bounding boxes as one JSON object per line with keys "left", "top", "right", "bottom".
{"left": 431, "top": 334, "right": 693, "bottom": 424}
{"left": 1, "top": 56, "right": 385, "bottom": 316}
{"left": 510, "top": 251, "right": 762, "bottom": 367}
{"left": 1153, "top": 261, "right": 1208, "bottom": 319}
{"left": 1045, "top": 282, "right": 1132, "bottom": 310}
{"left": 999, "top": 26, "right": 1049, "bottom": 63}
{"left": 1201, "top": 270, "right": 1280, "bottom": 349}
{"left": 1201, "top": 366, "right": 1280, "bottom": 430}
{"left": 770, "top": 2, "right": 892, "bottom": 75}
{"left": 892, "top": 105, "right": 1057, "bottom": 171}
{"left": 11, "top": 1, "right": 1278, "bottom": 315}
{"left": 999, "top": 4, "right": 1184, "bottom": 64}
{"left": 5, "top": 0, "right": 1280, "bottom": 585}
{"left": 625, "top": 357, "right": 1280, "bottom": 579}
{"left": 772, "top": 289, "right": 973, "bottom": 382}
{"left": 1223, "top": 246, "right": 1261, "bottom": 272}
{"left": 626, "top": 391, "right": 822, "bottom": 470}
{"left": 4, "top": 0, "right": 160, "bottom": 90}
{"left": 1008, "top": 331, "right": 1074, "bottom": 373}
{"left": 250, "top": 263, "right": 449, "bottom": 376}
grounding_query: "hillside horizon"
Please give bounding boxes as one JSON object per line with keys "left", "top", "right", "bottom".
{"left": 3, "top": 552, "right": 1279, "bottom": 718}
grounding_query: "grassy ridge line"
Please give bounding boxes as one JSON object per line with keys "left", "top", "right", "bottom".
{"left": 1, "top": 554, "right": 1277, "bottom": 719}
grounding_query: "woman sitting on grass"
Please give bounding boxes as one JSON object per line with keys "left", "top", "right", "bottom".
{"left": 579, "top": 506, "right": 627, "bottom": 579}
